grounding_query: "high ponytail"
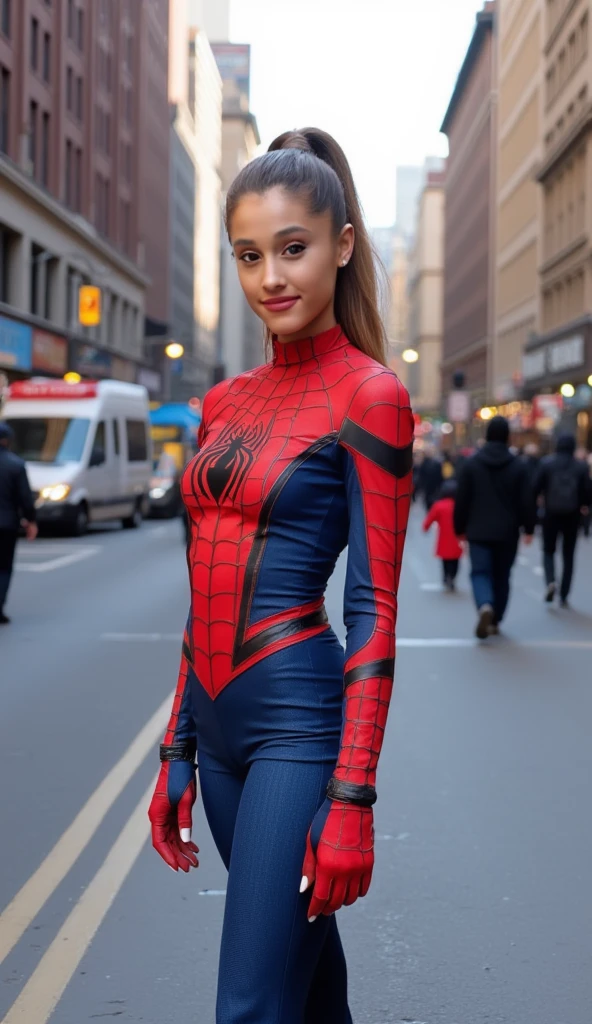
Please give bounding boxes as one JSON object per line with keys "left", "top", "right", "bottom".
{"left": 225, "top": 127, "right": 387, "bottom": 366}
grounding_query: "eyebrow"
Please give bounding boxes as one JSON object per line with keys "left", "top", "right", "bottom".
{"left": 232, "top": 225, "right": 313, "bottom": 247}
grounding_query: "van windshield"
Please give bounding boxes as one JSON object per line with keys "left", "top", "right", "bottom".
{"left": 6, "top": 418, "right": 90, "bottom": 465}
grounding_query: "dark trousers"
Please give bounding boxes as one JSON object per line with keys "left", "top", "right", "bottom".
{"left": 542, "top": 513, "right": 580, "bottom": 601}
{"left": 0, "top": 529, "right": 18, "bottom": 612}
{"left": 442, "top": 558, "right": 459, "bottom": 583}
{"left": 469, "top": 539, "right": 518, "bottom": 624}
{"left": 199, "top": 753, "right": 352, "bottom": 1024}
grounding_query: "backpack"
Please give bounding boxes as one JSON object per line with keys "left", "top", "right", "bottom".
{"left": 546, "top": 462, "right": 579, "bottom": 514}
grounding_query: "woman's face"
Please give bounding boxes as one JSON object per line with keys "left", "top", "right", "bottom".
{"left": 229, "top": 187, "right": 354, "bottom": 342}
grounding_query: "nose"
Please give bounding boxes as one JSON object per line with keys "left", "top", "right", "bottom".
{"left": 261, "top": 256, "right": 287, "bottom": 293}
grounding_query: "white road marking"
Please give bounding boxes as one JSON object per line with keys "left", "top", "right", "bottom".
{"left": 198, "top": 889, "right": 227, "bottom": 896}
{"left": 0, "top": 689, "right": 173, "bottom": 968}
{"left": 15, "top": 547, "right": 99, "bottom": 572}
{"left": 420, "top": 582, "right": 444, "bottom": 592}
{"left": 0, "top": 777, "right": 157, "bottom": 1024}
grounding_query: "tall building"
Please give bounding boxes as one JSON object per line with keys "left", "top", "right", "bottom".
{"left": 493, "top": 0, "right": 544, "bottom": 402}
{"left": 396, "top": 166, "right": 423, "bottom": 243}
{"left": 441, "top": 2, "right": 496, "bottom": 411}
{"left": 523, "top": 0, "right": 592, "bottom": 442}
{"left": 137, "top": 1, "right": 171, "bottom": 336}
{"left": 407, "top": 170, "right": 446, "bottom": 413}
{"left": 0, "top": 0, "right": 156, "bottom": 388}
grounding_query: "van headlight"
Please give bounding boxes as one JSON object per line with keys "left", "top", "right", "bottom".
{"left": 39, "top": 483, "right": 71, "bottom": 502}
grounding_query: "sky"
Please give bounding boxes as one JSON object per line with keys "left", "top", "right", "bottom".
{"left": 229, "top": 0, "right": 484, "bottom": 228}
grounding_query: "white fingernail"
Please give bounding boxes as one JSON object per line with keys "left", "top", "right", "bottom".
{"left": 180, "top": 828, "right": 191, "bottom": 843}
{"left": 308, "top": 915, "right": 317, "bottom": 923}
{"left": 299, "top": 876, "right": 308, "bottom": 893}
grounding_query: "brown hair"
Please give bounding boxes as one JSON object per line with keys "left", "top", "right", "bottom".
{"left": 225, "top": 127, "right": 387, "bottom": 366}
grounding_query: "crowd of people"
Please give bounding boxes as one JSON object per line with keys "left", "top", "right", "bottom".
{"left": 417, "top": 420, "right": 592, "bottom": 638}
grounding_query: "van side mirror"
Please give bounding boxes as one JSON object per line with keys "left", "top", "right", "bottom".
{"left": 89, "top": 447, "right": 105, "bottom": 467}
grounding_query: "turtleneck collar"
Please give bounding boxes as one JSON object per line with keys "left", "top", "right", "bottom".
{"left": 272, "top": 325, "right": 347, "bottom": 366}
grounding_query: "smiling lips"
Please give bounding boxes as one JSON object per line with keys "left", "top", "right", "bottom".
{"left": 262, "top": 297, "right": 300, "bottom": 313}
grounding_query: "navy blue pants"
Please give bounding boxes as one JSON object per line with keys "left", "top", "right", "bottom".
{"left": 199, "top": 753, "right": 353, "bottom": 1024}
{"left": 469, "top": 539, "right": 518, "bottom": 624}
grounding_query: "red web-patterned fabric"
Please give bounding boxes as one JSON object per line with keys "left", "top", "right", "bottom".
{"left": 180, "top": 325, "right": 413, "bottom": 721}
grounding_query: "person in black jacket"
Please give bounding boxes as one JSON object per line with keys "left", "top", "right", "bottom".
{"left": 0, "top": 422, "right": 38, "bottom": 624}
{"left": 534, "top": 434, "right": 590, "bottom": 607}
{"left": 454, "top": 416, "right": 536, "bottom": 638}
{"left": 417, "top": 446, "right": 443, "bottom": 510}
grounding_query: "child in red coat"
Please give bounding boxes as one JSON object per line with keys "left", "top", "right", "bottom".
{"left": 422, "top": 480, "right": 464, "bottom": 591}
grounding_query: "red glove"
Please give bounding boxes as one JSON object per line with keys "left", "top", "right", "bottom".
{"left": 148, "top": 760, "right": 199, "bottom": 873}
{"left": 301, "top": 799, "right": 374, "bottom": 919}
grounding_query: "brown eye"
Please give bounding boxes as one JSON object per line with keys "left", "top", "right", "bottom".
{"left": 239, "top": 252, "right": 259, "bottom": 264}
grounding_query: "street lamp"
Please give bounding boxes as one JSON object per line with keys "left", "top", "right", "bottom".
{"left": 402, "top": 348, "right": 419, "bottom": 364}
{"left": 560, "top": 383, "right": 575, "bottom": 398}
{"left": 164, "top": 342, "right": 184, "bottom": 360}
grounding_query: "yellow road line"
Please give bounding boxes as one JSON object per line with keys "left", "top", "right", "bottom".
{"left": 1, "top": 777, "right": 157, "bottom": 1024}
{"left": 0, "top": 691, "right": 172, "bottom": 967}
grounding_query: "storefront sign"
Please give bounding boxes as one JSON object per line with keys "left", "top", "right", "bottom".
{"left": 0, "top": 317, "right": 32, "bottom": 371}
{"left": 532, "top": 394, "right": 563, "bottom": 434}
{"left": 32, "top": 329, "right": 68, "bottom": 375}
{"left": 523, "top": 334, "right": 585, "bottom": 380}
{"left": 447, "top": 390, "right": 471, "bottom": 423}
{"left": 76, "top": 343, "right": 112, "bottom": 378}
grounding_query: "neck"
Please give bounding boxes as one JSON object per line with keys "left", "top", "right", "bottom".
{"left": 275, "top": 303, "right": 336, "bottom": 346}
{"left": 272, "top": 324, "right": 346, "bottom": 366}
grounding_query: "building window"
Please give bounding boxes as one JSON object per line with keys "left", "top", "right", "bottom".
{"left": 29, "top": 100, "right": 38, "bottom": 176}
{"left": 66, "top": 66, "right": 73, "bottom": 111}
{"left": 42, "top": 32, "right": 51, "bottom": 83}
{"left": 0, "top": 226, "right": 14, "bottom": 302}
{"left": 76, "top": 7, "right": 83, "bottom": 49}
{"left": 1, "top": 0, "right": 10, "bottom": 38}
{"left": 120, "top": 198, "right": 130, "bottom": 253}
{"left": 67, "top": 0, "right": 74, "bottom": 39}
{"left": 31, "top": 17, "right": 39, "bottom": 71}
{"left": 0, "top": 66, "right": 9, "bottom": 154}
{"left": 74, "top": 147, "right": 81, "bottom": 211}
{"left": 41, "top": 112, "right": 49, "bottom": 187}
{"left": 75, "top": 76, "right": 83, "bottom": 119}
{"left": 65, "top": 139, "right": 72, "bottom": 206}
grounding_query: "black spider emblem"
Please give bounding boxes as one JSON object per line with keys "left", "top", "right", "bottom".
{"left": 195, "top": 418, "right": 274, "bottom": 504}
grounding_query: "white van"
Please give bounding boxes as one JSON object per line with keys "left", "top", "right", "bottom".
{"left": 2, "top": 378, "right": 152, "bottom": 535}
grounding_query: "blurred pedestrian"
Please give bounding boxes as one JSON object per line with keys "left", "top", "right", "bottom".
{"left": 521, "top": 442, "right": 540, "bottom": 488}
{"left": 422, "top": 480, "right": 463, "bottom": 591}
{"left": 441, "top": 451, "right": 456, "bottom": 480}
{"left": 454, "top": 416, "right": 535, "bottom": 638}
{"left": 0, "top": 422, "right": 38, "bottom": 624}
{"left": 534, "top": 434, "right": 590, "bottom": 607}
{"left": 418, "top": 445, "right": 443, "bottom": 510}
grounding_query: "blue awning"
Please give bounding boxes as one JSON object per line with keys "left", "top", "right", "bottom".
{"left": 149, "top": 403, "right": 202, "bottom": 429}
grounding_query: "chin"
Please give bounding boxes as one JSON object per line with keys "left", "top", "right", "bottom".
{"left": 262, "top": 309, "right": 317, "bottom": 339}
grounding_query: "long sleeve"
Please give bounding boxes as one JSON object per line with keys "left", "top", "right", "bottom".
{"left": 453, "top": 462, "right": 472, "bottom": 537}
{"left": 336, "top": 372, "right": 414, "bottom": 790}
{"left": 162, "top": 625, "right": 196, "bottom": 749}
{"left": 16, "top": 463, "right": 36, "bottom": 523}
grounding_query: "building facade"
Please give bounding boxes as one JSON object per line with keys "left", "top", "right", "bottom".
{"left": 493, "top": 0, "right": 544, "bottom": 402}
{"left": 523, "top": 0, "right": 592, "bottom": 442}
{"left": 407, "top": 170, "right": 446, "bottom": 413}
{"left": 0, "top": 0, "right": 152, "bottom": 387}
{"left": 441, "top": 3, "right": 496, "bottom": 410}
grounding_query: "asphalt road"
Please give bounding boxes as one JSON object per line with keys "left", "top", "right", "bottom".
{"left": 1, "top": 509, "right": 591, "bottom": 1023}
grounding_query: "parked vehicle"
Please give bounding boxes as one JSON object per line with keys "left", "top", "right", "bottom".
{"left": 2, "top": 378, "right": 152, "bottom": 535}
{"left": 148, "top": 403, "right": 200, "bottom": 518}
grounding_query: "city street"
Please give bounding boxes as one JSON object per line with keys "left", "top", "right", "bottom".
{"left": 1, "top": 509, "right": 591, "bottom": 1024}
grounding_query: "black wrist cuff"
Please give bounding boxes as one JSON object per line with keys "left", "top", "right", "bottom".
{"left": 326, "top": 777, "right": 377, "bottom": 807}
{"left": 159, "top": 742, "right": 197, "bottom": 767}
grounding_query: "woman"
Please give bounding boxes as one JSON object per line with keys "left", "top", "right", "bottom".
{"left": 148, "top": 128, "right": 414, "bottom": 1024}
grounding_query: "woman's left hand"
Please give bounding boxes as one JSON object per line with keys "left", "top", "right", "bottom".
{"left": 300, "top": 800, "right": 374, "bottom": 920}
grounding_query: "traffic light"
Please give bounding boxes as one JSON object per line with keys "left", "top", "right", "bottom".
{"left": 78, "top": 285, "right": 101, "bottom": 326}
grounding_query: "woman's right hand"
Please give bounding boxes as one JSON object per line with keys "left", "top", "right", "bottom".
{"left": 148, "top": 761, "right": 199, "bottom": 872}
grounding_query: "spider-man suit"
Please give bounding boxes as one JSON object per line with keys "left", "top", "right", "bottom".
{"left": 148, "top": 325, "right": 413, "bottom": 1024}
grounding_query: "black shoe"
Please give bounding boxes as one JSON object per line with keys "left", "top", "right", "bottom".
{"left": 0, "top": 612, "right": 10, "bottom": 625}
{"left": 476, "top": 604, "right": 494, "bottom": 640}
{"left": 544, "top": 582, "right": 556, "bottom": 603}
{"left": 560, "top": 597, "right": 570, "bottom": 609}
